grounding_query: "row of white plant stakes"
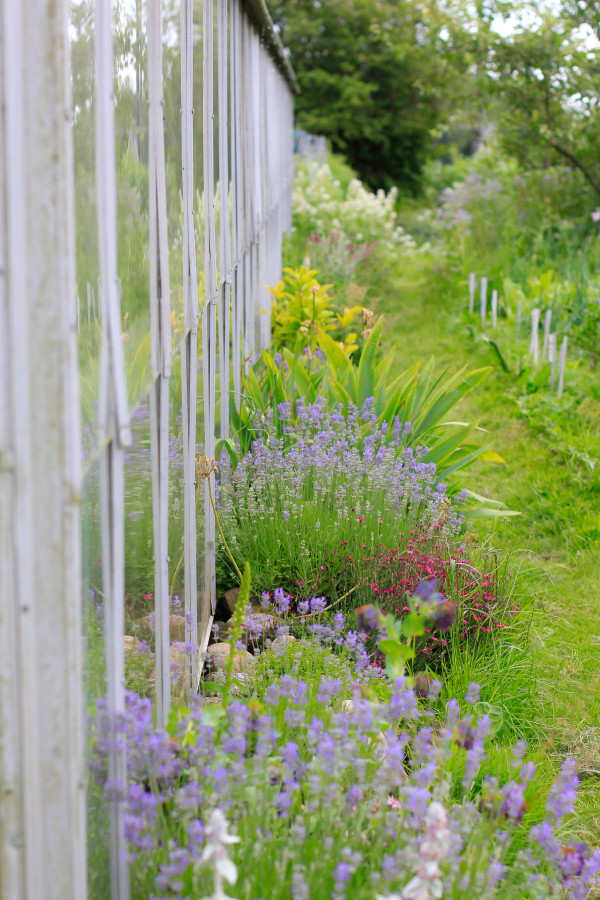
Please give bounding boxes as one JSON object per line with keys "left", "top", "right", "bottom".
{"left": 468, "top": 272, "right": 568, "bottom": 397}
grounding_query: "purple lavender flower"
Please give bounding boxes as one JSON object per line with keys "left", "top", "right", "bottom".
{"left": 546, "top": 758, "right": 579, "bottom": 821}
{"left": 310, "top": 596, "right": 327, "bottom": 615}
{"left": 465, "top": 682, "right": 481, "bottom": 704}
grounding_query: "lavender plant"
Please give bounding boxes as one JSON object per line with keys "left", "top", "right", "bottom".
{"left": 217, "top": 396, "right": 466, "bottom": 597}
{"left": 88, "top": 629, "right": 600, "bottom": 900}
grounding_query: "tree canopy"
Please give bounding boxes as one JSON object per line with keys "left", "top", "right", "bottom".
{"left": 272, "top": 0, "right": 466, "bottom": 193}
{"left": 483, "top": 2, "right": 600, "bottom": 199}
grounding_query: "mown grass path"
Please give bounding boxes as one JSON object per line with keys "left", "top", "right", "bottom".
{"left": 380, "top": 261, "right": 600, "bottom": 779}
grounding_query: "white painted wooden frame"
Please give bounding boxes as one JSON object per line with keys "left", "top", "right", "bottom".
{"left": 181, "top": 0, "right": 199, "bottom": 695}
{"left": 148, "top": 0, "right": 173, "bottom": 728}
{"left": 0, "top": 0, "right": 86, "bottom": 897}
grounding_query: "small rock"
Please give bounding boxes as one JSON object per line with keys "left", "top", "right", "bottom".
{"left": 223, "top": 587, "right": 240, "bottom": 617}
{"left": 169, "top": 614, "right": 187, "bottom": 643}
{"left": 206, "top": 641, "right": 257, "bottom": 674}
{"left": 269, "top": 634, "right": 297, "bottom": 654}
{"left": 123, "top": 635, "right": 138, "bottom": 654}
{"left": 223, "top": 586, "right": 261, "bottom": 617}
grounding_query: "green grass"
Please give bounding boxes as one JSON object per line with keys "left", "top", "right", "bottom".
{"left": 371, "top": 253, "right": 600, "bottom": 840}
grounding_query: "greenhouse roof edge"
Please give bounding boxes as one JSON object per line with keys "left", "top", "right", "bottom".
{"left": 242, "top": 0, "right": 299, "bottom": 93}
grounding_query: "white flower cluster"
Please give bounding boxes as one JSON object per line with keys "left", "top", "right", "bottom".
{"left": 293, "top": 162, "right": 415, "bottom": 251}
{"left": 377, "top": 802, "right": 450, "bottom": 900}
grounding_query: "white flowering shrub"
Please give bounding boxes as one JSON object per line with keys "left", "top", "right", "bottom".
{"left": 293, "top": 161, "right": 415, "bottom": 255}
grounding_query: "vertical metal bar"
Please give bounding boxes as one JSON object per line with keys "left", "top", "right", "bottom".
{"left": 0, "top": 3, "right": 43, "bottom": 896}
{"left": 0, "top": 0, "right": 85, "bottom": 897}
{"left": 148, "top": 0, "right": 172, "bottom": 727}
{"left": 181, "top": 0, "right": 199, "bottom": 695}
{"left": 95, "top": 0, "right": 133, "bottom": 895}
{"left": 232, "top": 0, "right": 243, "bottom": 408}
{"left": 203, "top": 0, "right": 218, "bottom": 634}
{"left": 218, "top": 0, "right": 231, "bottom": 440}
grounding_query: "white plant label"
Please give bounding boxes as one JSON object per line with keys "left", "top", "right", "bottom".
{"left": 543, "top": 308, "right": 552, "bottom": 358}
{"left": 469, "top": 272, "right": 476, "bottom": 314}
{"left": 480, "top": 276, "right": 488, "bottom": 324}
{"left": 530, "top": 307, "right": 540, "bottom": 364}
{"left": 491, "top": 289, "right": 498, "bottom": 328}
{"left": 558, "top": 335, "right": 568, "bottom": 397}
{"left": 549, "top": 332, "right": 556, "bottom": 390}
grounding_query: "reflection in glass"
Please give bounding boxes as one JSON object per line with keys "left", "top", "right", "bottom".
{"left": 81, "top": 462, "right": 109, "bottom": 900}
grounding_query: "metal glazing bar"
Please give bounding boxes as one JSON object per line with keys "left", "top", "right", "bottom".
{"left": 148, "top": 0, "right": 172, "bottom": 727}
{"left": 150, "top": 375, "right": 171, "bottom": 723}
{"left": 203, "top": 0, "right": 218, "bottom": 628}
{"left": 95, "top": 0, "right": 133, "bottom": 894}
{"left": 180, "top": 0, "right": 199, "bottom": 695}
{"left": 232, "top": 0, "right": 243, "bottom": 408}
{"left": 0, "top": 0, "right": 85, "bottom": 897}
{"left": 218, "top": 0, "right": 231, "bottom": 439}
{"left": 0, "top": 2, "right": 44, "bottom": 895}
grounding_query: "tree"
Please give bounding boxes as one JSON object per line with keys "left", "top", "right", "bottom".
{"left": 485, "top": 3, "right": 600, "bottom": 200}
{"left": 272, "top": 0, "right": 468, "bottom": 193}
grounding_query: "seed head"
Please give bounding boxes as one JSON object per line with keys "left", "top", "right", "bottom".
{"left": 197, "top": 455, "right": 218, "bottom": 479}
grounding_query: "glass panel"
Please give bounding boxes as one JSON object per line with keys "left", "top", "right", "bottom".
{"left": 167, "top": 371, "right": 187, "bottom": 699}
{"left": 196, "top": 345, "right": 208, "bottom": 637}
{"left": 195, "top": 0, "right": 206, "bottom": 294}
{"left": 163, "top": 3, "right": 185, "bottom": 353}
{"left": 71, "top": 1, "right": 102, "bottom": 461}
{"left": 114, "top": 1, "right": 152, "bottom": 415}
{"left": 81, "top": 461, "right": 110, "bottom": 900}
{"left": 123, "top": 396, "right": 155, "bottom": 699}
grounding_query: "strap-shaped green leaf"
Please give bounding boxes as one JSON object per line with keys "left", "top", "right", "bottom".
{"left": 357, "top": 316, "right": 384, "bottom": 406}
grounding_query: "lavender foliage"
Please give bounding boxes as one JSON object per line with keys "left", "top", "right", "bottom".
{"left": 217, "top": 397, "right": 464, "bottom": 592}
{"left": 88, "top": 632, "right": 600, "bottom": 900}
